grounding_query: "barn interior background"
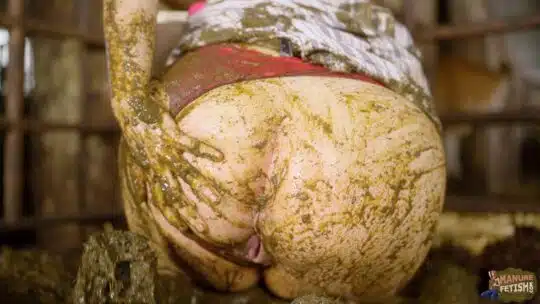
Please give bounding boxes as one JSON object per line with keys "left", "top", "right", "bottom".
{"left": 0, "top": 0, "right": 538, "bottom": 303}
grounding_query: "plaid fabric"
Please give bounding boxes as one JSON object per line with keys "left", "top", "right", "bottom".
{"left": 166, "top": 0, "right": 440, "bottom": 129}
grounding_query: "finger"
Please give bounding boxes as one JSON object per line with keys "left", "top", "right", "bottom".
{"left": 149, "top": 169, "right": 209, "bottom": 235}
{"left": 175, "top": 133, "right": 224, "bottom": 162}
{"left": 127, "top": 123, "right": 222, "bottom": 207}
{"left": 121, "top": 128, "right": 152, "bottom": 169}
{"left": 183, "top": 171, "right": 221, "bottom": 205}
{"left": 127, "top": 111, "right": 225, "bottom": 163}
{"left": 159, "top": 114, "right": 223, "bottom": 160}
{"left": 168, "top": 158, "right": 222, "bottom": 206}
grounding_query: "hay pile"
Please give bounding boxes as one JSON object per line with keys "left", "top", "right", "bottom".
{"left": 0, "top": 223, "right": 539, "bottom": 303}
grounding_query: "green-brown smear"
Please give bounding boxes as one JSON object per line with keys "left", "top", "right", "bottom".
{"left": 103, "top": 0, "right": 158, "bottom": 123}
{"left": 107, "top": 1, "right": 445, "bottom": 297}
{"left": 104, "top": 0, "right": 230, "bottom": 241}
{"left": 289, "top": 95, "right": 334, "bottom": 138}
{"left": 336, "top": 2, "right": 375, "bottom": 35}
{"left": 198, "top": 28, "right": 239, "bottom": 46}
{"left": 241, "top": 3, "right": 294, "bottom": 29}
{"left": 257, "top": 91, "right": 443, "bottom": 297}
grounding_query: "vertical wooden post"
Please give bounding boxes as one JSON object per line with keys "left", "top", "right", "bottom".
{"left": 80, "top": 0, "right": 122, "bottom": 236}
{"left": 448, "top": 0, "right": 489, "bottom": 65}
{"left": 3, "top": 0, "right": 25, "bottom": 224}
{"left": 446, "top": 0, "right": 515, "bottom": 195}
{"left": 77, "top": 0, "right": 90, "bottom": 237}
{"left": 30, "top": 0, "right": 84, "bottom": 252}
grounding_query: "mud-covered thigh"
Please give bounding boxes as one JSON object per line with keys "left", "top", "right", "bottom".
{"left": 119, "top": 75, "right": 446, "bottom": 299}
{"left": 254, "top": 78, "right": 446, "bottom": 299}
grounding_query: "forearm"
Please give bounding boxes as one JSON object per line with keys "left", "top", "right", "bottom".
{"left": 103, "top": 0, "right": 158, "bottom": 123}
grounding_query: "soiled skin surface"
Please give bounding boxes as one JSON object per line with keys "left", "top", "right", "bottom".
{"left": 104, "top": 0, "right": 446, "bottom": 301}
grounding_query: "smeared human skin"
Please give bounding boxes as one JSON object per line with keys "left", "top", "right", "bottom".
{"left": 105, "top": 0, "right": 263, "bottom": 292}
{"left": 167, "top": 76, "right": 445, "bottom": 300}
{"left": 104, "top": 0, "right": 446, "bottom": 301}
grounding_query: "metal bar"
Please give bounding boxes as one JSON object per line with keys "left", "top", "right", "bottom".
{"left": 0, "top": 12, "right": 104, "bottom": 49}
{"left": 3, "top": 0, "right": 25, "bottom": 224}
{"left": 415, "top": 13, "right": 540, "bottom": 41}
{"left": 0, "top": 212, "right": 125, "bottom": 231}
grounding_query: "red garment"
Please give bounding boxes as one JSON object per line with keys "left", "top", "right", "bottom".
{"left": 188, "top": 1, "right": 206, "bottom": 16}
{"left": 164, "top": 44, "right": 384, "bottom": 116}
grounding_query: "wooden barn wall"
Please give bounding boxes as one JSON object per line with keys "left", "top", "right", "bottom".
{"left": 486, "top": 0, "right": 540, "bottom": 194}
{"left": 75, "top": 0, "right": 120, "bottom": 239}
{"left": 488, "top": 0, "right": 540, "bottom": 70}
{"left": 488, "top": 1, "right": 540, "bottom": 122}
{"left": 446, "top": 0, "right": 508, "bottom": 195}
{"left": 27, "top": 0, "right": 118, "bottom": 252}
{"left": 448, "top": 1, "right": 494, "bottom": 66}
{"left": 29, "top": 0, "right": 83, "bottom": 251}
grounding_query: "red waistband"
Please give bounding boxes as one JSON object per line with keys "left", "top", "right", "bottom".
{"left": 164, "top": 44, "right": 384, "bottom": 116}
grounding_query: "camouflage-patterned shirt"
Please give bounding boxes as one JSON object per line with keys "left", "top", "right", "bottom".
{"left": 166, "top": 0, "right": 441, "bottom": 129}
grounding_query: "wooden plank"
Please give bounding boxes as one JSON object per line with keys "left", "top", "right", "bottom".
{"left": 78, "top": 0, "right": 121, "bottom": 240}
{"left": 77, "top": 0, "right": 91, "bottom": 240}
{"left": 444, "top": 195, "right": 540, "bottom": 213}
{"left": 0, "top": 118, "right": 119, "bottom": 133}
{"left": 0, "top": 212, "right": 125, "bottom": 231}
{"left": 0, "top": 12, "right": 104, "bottom": 48}
{"left": 415, "top": 13, "right": 540, "bottom": 41}
{"left": 440, "top": 111, "right": 540, "bottom": 125}
{"left": 3, "top": 0, "right": 25, "bottom": 224}
{"left": 30, "top": 0, "right": 84, "bottom": 252}
{"left": 439, "top": 0, "right": 513, "bottom": 195}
